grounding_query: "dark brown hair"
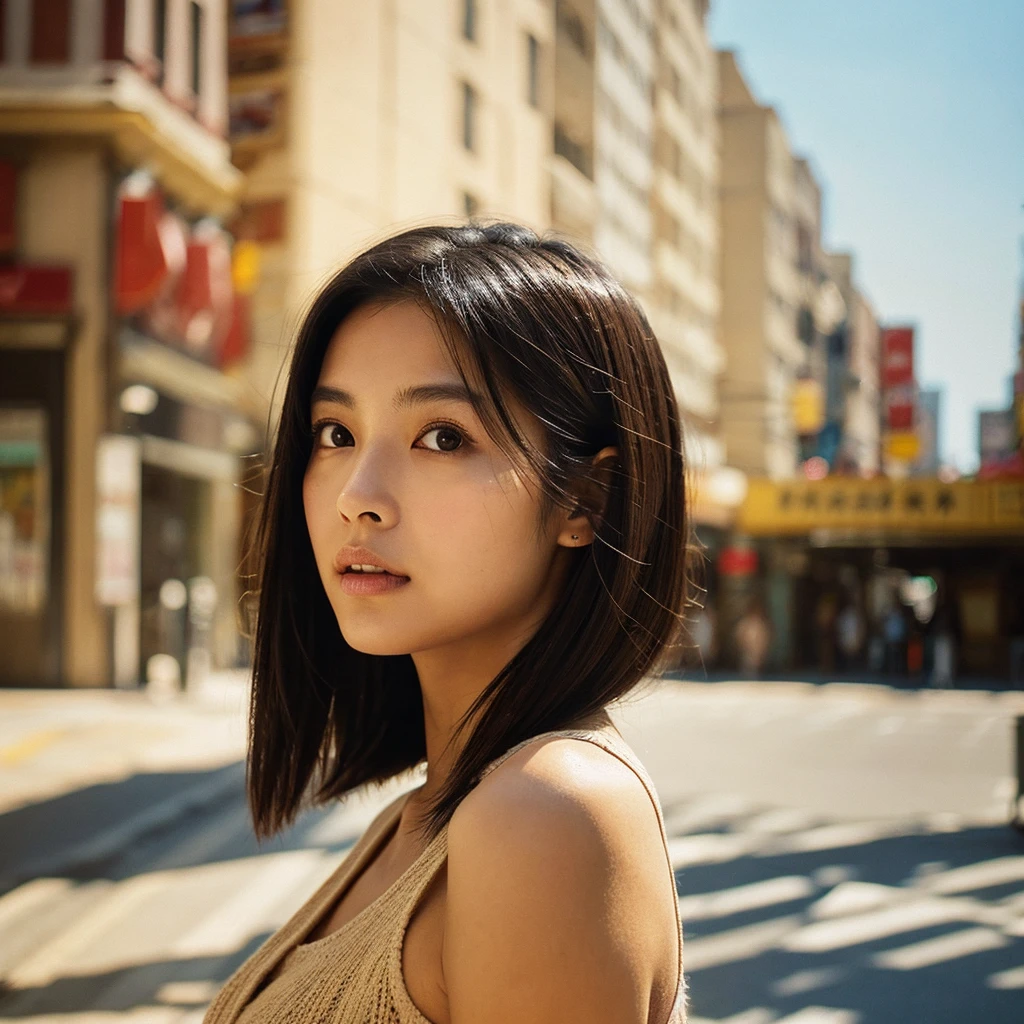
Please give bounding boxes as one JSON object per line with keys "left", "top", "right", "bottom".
{"left": 248, "top": 222, "right": 688, "bottom": 841}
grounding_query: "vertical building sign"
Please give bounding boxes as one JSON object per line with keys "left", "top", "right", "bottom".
{"left": 881, "top": 327, "right": 915, "bottom": 389}
{"left": 881, "top": 326, "right": 918, "bottom": 460}
{"left": 95, "top": 435, "right": 141, "bottom": 606}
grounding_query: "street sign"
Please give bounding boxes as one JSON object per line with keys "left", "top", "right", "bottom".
{"left": 886, "top": 431, "right": 921, "bottom": 461}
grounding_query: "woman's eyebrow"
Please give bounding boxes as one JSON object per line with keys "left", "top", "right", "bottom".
{"left": 310, "top": 382, "right": 482, "bottom": 410}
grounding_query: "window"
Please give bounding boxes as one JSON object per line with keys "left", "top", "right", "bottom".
{"left": 526, "top": 33, "right": 540, "bottom": 108}
{"left": 31, "top": 0, "right": 71, "bottom": 62}
{"left": 154, "top": 0, "right": 167, "bottom": 81}
{"left": 103, "top": 0, "right": 127, "bottom": 61}
{"left": 462, "top": 0, "right": 477, "bottom": 42}
{"left": 461, "top": 80, "right": 477, "bottom": 151}
{"left": 190, "top": 1, "right": 203, "bottom": 98}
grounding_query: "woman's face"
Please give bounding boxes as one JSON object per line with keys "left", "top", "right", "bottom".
{"left": 303, "top": 299, "right": 579, "bottom": 659}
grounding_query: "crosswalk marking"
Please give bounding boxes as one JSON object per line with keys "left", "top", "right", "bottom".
{"left": 873, "top": 926, "right": 1008, "bottom": 970}
{"left": 678, "top": 876, "right": 816, "bottom": 921}
{"left": 0, "top": 878, "right": 70, "bottom": 935}
{"left": 7, "top": 875, "right": 165, "bottom": 988}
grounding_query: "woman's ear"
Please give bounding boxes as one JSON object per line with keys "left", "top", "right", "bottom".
{"left": 557, "top": 445, "right": 619, "bottom": 549}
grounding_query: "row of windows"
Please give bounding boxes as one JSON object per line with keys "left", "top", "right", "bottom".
{"left": 657, "top": 128, "right": 713, "bottom": 208}
{"left": 458, "top": 33, "right": 543, "bottom": 152}
{"left": 655, "top": 202, "right": 715, "bottom": 280}
{"left": 660, "top": 0, "right": 710, "bottom": 78}
{"left": 660, "top": 58, "right": 711, "bottom": 139}
{"left": 660, "top": 283, "right": 716, "bottom": 336}
{"left": 555, "top": 120, "right": 592, "bottom": 177}
{"left": 5, "top": 0, "right": 207, "bottom": 103}
{"left": 555, "top": 0, "right": 589, "bottom": 56}
{"left": 596, "top": 12, "right": 652, "bottom": 98}
{"left": 598, "top": 147, "right": 649, "bottom": 210}
{"left": 600, "top": 200, "right": 650, "bottom": 255}
{"left": 597, "top": 84, "right": 652, "bottom": 152}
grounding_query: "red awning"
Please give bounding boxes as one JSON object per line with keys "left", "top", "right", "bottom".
{"left": 115, "top": 191, "right": 187, "bottom": 314}
{"left": 0, "top": 265, "right": 73, "bottom": 315}
{"left": 175, "top": 227, "right": 234, "bottom": 354}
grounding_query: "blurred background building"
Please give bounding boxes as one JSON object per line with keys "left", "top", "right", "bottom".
{"left": 0, "top": 0, "right": 1020, "bottom": 687}
{"left": 0, "top": 0, "right": 257, "bottom": 689}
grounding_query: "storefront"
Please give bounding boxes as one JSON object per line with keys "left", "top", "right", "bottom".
{"left": 730, "top": 476, "right": 1024, "bottom": 682}
{"left": 0, "top": 154, "right": 253, "bottom": 688}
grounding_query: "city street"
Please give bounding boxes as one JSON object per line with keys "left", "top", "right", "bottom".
{"left": 1, "top": 678, "right": 1023, "bottom": 1024}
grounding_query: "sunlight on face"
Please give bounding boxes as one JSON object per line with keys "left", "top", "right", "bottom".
{"left": 302, "top": 299, "right": 572, "bottom": 658}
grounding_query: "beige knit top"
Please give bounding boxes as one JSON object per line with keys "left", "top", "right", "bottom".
{"left": 203, "top": 721, "right": 688, "bottom": 1024}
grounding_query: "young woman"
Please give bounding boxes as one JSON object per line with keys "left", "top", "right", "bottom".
{"left": 203, "top": 223, "right": 690, "bottom": 1024}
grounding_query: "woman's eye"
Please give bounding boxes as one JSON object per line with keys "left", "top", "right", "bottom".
{"left": 419, "top": 426, "right": 465, "bottom": 453}
{"left": 316, "top": 423, "right": 353, "bottom": 449}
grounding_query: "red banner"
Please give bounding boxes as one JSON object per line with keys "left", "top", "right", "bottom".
{"left": 886, "top": 386, "right": 916, "bottom": 431}
{"left": 0, "top": 265, "right": 73, "bottom": 314}
{"left": 881, "top": 327, "right": 915, "bottom": 389}
{"left": 719, "top": 547, "right": 758, "bottom": 576}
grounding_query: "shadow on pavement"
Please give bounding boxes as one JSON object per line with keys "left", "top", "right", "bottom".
{"left": 0, "top": 936, "right": 269, "bottom": 1018}
{"left": 0, "top": 763, "right": 245, "bottom": 896}
{"left": 668, "top": 806, "right": 1024, "bottom": 1023}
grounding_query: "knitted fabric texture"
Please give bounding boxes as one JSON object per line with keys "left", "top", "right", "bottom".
{"left": 203, "top": 725, "right": 688, "bottom": 1024}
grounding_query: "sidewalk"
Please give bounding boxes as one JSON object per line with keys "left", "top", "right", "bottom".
{"left": 0, "top": 672, "right": 251, "bottom": 895}
{"left": 0, "top": 671, "right": 250, "bottom": 817}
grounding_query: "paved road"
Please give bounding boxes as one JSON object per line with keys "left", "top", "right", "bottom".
{"left": 1, "top": 679, "right": 1023, "bottom": 1023}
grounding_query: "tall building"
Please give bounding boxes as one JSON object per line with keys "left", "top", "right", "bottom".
{"left": 592, "top": 0, "right": 654, "bottom": 298}
{"left": 230, "top": 0, "right": 555, "bottom": 420}
{"left": 912, "top": 387, "right": 942, "bottom": 476}
{"left": 551, "top": 0, "right": 598, "bottom": 242}
{"left": 823, "top": 252, "right": 881, "bottom": 474}
{"left": 648, "top": 0, "right": 724, "bottom": 481}
{"left": 0, "top": 0, "right": 250, "bottom": 687}
{"left": 716, "top": 50, "right": 802, "bottom": 480}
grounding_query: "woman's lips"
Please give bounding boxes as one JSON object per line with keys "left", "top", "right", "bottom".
{"left": 338, "top": 571, "right": 411, "bottom": 597}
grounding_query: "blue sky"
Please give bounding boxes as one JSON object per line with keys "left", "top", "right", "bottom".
{"left": 709, "top": 0, "right": 1023, "bottom": 470}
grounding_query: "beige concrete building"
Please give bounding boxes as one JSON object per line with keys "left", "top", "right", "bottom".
{"left": 551, "top": 0, "right": 597, "bottom": 242}
{"left": 648, "top": 0, "right": 723, "bottom": 483}
{"left": 592, "top": 0, "right": 654, "bottom": 297}
{"left": 824, "top": 252, "right": 881, "bottom": 474}
{"left": 231, "top": 0, "right": 555, "bottom": 418}
{"left": 0, "top": 0, "right": 249, "bottom": 687}
{"left": 716, "top": 50, "right": 802, "bottom": 480}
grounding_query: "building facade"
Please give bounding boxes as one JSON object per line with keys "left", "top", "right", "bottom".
{"left": 716, "top": 50, "right": 802, "bottom": 480}
{"left": 0, "top": 0, "right": 251, "bottom": 687}
{"left": 230, "top": 0, "right": 556, "bottom": 422}
{"left": 648, "top": 0, "right": 723, "bottom": 486}
{"left": 823, "top": 252, "right": 881, "bottom": 475}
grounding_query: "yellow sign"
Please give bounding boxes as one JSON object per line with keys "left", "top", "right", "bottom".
{"left": 231, "top": 240, "right": 261, "bottom": 295}
{"left": 885, "top": 431, "right": 920, "bottom": 461}
{"left": 791, "top": 379, "right": 825, "bottom": 435}
{"left": 738, "top": 478, "right": 1024, "bottom": 537}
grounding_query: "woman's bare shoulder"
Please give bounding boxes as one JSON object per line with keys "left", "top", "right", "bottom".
{"left": 441, "top": 735, "right": 675, "bottom": 1022}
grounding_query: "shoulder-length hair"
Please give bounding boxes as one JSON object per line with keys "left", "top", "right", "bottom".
{"left": 248, "top": 222, "right": 689, "bottom": 841}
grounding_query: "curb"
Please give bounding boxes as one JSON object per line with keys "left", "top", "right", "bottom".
{"left": 0, "top": 761, "right": 245, "bottom": 896}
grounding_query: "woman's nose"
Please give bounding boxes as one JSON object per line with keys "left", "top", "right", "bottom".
{"left": 334, "top": 447, "right": 399, "bottom": 527}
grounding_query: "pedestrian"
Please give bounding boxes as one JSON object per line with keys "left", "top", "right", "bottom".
{"left": 202, "top": 224, "right": 689, "bottom": 1024}
{"left": 835, "top": 601, "right": 863, "bottom": 673}
{"left": 689, "top": 602, "right": 717, "bottom": 670}
{"left": 883, "top": 605, "right": 907, "bottom": 675}
{"left": 930, "top": 607, "right": 956, "bottom": 688}
{"left": 735, "top": 601, "right": 771, "bottom": 677}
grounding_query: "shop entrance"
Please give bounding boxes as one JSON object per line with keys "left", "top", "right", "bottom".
{"left": 139, "top": 463, "right": 210, "bottom": 687}
{"left": 0, "top": 348, "right": 65, "bottom": 686}
{"left": 791, "top": 543, "right": 1024, "bottom": 683}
